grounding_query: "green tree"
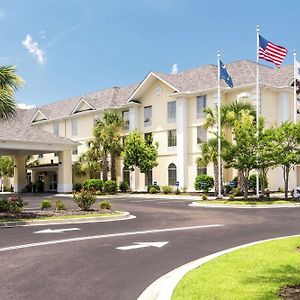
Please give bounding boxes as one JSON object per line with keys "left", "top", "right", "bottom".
{"left": 222, "top": 111, "right": 258, "bottom": 200}
{"left": 93, "top": 111, "right": 123, "bottom": 181}
{"left": 0, "top": 156, "right": 14, "bottom": 191}
{"left": 122, "top": 130, "right": 158, "bottom": 181}
{"left": 0, "top": 65, "right": 23, "bottom": 120}
{"left": 271, "top": 122, "right": 300, "bottom": 200}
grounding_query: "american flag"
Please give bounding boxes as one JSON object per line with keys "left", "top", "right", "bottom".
{"left": 259, "top": 35, "right": 288, "bottom": 68}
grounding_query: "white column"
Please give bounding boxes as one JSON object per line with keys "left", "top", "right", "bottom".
{"left": 129, "top": 105, "right": 141, "bottom": 191}
{"left": 14, "top": 155, "right": 27, "bottom": 193}
{"left": 57, "top": 149, "right": 73, "bottom": 193}
{"left": 278, "top": 91, "right": 289, "bottom": 123}
{"left": 176, "top": 97, "right": 188, "bottom": 189}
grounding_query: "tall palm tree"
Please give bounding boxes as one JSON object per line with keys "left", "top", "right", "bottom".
{"left": 0, "top": 65, "right": 23, "bottom": 120}
{"left": 93, "top": 111, "right": 123, "bottom": 181}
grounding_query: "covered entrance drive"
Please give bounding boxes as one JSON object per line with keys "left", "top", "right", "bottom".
{"left": 0, "top": 114, "right": 78, "bottom": 193}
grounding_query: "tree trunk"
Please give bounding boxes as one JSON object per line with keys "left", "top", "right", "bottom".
{"left": 110, "top": 155, "right": 116, "bottom": 181}
{"left": 102, "top": 155, "right": 108, "bottom": 181}
{"left": 260, "top": 171, "right": 265, "bottom": 198}
{"left": 213, "top": 162, "right": 219, "bottom": 196}
{"left": 238, "top": 171, "right": 244, "bottom": 192}
{"left": 244, "top": 171, "right": 249, "bottom": 200}
{"left": 284, "top": 166, "right": 289, "bottom": 201}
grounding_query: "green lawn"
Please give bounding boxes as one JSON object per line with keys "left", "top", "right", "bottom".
{"left": 198, "top": 199, "right": 298, "bottom": 205}
{"left": 172, "top": 236, "right": 300, "bottom": 300}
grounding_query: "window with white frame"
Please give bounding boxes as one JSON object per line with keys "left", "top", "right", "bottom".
{"left": 168, "top": 129, "right": 177, "bottom": 147}
{"left": 144, "top": 132, "right": 153, "bottom": 145}
{"left": 196, "top": 95, "right": 207, "bottom": 119}
{"left": 168, "top": 163, "right": 177, "bottom": 186}
{"left": 72, "top": 147, "right": 78, "bottom": 155}
{"left": 197, "top": 167, "right": 207, "bottom": 176}
{"left": 167, "top": 101, "right": 176, "bottom": 123}
{"left": 197, "top": 126, "right": 207, "bottom": 144}
{"left": 53, "top": 121, "right": 59, "bottom": 136}
{"left": 122, "top": 110, "right": 130, "bottom": 130}
{"left": 144, "top": 106, "right": 152, "bottom": 127}
{"left": 71, "top": 118, "right": 78, "bottom": 136}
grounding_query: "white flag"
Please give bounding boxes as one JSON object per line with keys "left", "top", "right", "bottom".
{"left": 295, "top": 60, "right": 300, "bottom": 80}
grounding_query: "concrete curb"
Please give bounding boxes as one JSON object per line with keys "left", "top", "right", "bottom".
{"left": 189, "top": 201, "right": 300, "bottom": 209}
{"left": 138, "top": 234, "right": 300, "bottom": 300}
{"left": 0, "top": 211, "right": 135, "bottom": 227}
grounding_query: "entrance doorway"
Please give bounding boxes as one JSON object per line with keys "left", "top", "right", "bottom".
{"left": 49, "top": 172, "right": 57, "bottom": 191}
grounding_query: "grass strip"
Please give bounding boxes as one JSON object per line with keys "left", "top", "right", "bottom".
{"left": 198, "top": 199, "right": 298, "bottom": 205}
{"left": 172, "top": 236, "right": 300, "bottom": 300}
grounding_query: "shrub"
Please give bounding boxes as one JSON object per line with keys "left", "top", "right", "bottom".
{"left": 147, "top": 185, "right": 160, "bottom": 193}
{"left": 119, "top": 181, "right": 129, "bottom": 193}
{"left": 103, "top": 180, "right": 118, "bottom": 194}
{"left": 0, "top": 196, "right": 26, "bottom": 213}
{"left": 162, "top": 185, "right": 173, "bottom": 194}
{"left": 224, "top": 184, "right": 232, "bottom": 194}
{"left": 73, "top": 190, "right": 96, "bottom": 211}
{"left": 229, "top": 194, "right": 235, "bottom": 201}
{"left": 24, "top": 182, "right": 33, "bottom": 192}
{"left": 55, "top": 200, "right": 67, "bottom": 211}
{"left": 232, "top": 176, "right": 238, "bottom": 188}
{"left": 73, "top": 183, "right": 83, "bottom": 192}
{"left": 41, "top": 199, "right": 51, "bottom": 209}
{"left": 202, "top": 194, "right": 208, "bottom": 201}
{"left": 194, "top": 175, "right": 214, "bottom": 193}
{"left": 248, "top": 174, "right": 268, "bottom": 192}
{"left": 36, "top": 179, "right": 44, "bottom": 193}
{"left": 83, "top": 179, "right": 103, "bottom": 191}
{"left": 99, "top": 200, "right": 112, "bottom": 210}
{"left": 149, "top": 187, "right": 157, "bottom": 194}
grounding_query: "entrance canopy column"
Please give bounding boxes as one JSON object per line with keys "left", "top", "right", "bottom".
{"left": 57, "top": 149, "right": 72, "bottom": 193}
{"left": 14, "top": 155, "right": 27, "bottom": 193}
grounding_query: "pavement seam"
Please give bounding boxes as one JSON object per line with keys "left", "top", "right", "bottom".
{"left": 137, "top": 234, "right": 300, "bottom": 300}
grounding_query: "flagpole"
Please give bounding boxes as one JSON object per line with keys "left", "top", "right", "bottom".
{"left": 294, "top": 50, "right": 297, "bottom": 124}
{"left": 217, "top": 50, "right": 222, "bottom": 198}
{"left": 256, "top": 25, "right": 260, "bottom": 198}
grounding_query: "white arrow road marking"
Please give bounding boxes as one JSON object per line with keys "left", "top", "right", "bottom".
{"left": 34, "top": 228, "right": 80, "bottom": 234}
{"left": 0, "top": 224, "right": 224, "bottom": 252}
{"left": 116, "top": 241, "right": 168, "bottom": 251}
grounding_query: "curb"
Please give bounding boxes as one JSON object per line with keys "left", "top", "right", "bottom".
{"left": 0, "top": 211, "right": 135, "bottom": 227}
{"left": 138, "top": 234, "right": 300, "bottom": 300}
{"left": 189, "top": 201, "right": 300, "bottom": 209}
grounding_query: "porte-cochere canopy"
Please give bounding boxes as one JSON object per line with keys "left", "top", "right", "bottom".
{"left": 0, "top": 109, "right": 78, "bottom": 193}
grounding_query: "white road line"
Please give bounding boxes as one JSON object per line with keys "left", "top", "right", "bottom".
{"left": 0, "top": 224, "right": 224, "bottom": 252}
{"left": 157, "top": 201, "right": 185, "bottom": 204}
{"left": 130, "top": 200, "right": 161, "bottom": 203}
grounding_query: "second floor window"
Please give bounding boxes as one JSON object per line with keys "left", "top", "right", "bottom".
{"left": 197, "top": 95, "right": 207, "bottom": 119}
{"left": 122, "top": 110, "right": 130, "bottom": 130}
{"left": 168, "top": 129, "right": 177, "bottom": 147}
{"left": 197, "top": 126, "right": 207, "bottom": 144}
{"left": 144, "top": 132, "right": 153, "bottom": 145}
{"left": 197, "top": 167, "right": 207, "bottom": 176}
{"left": 72, "top": 147, "right": 78, "bottom": 155}
{"left": 144, "top": 106, "right": 152, "bottom": 127}
{"left": 167, "top": 101, "right": 176, "bottom": 123}
{"left": 53, "top": 121, "right": 59, "bottom": 136}
{"left": 71, "top": 118, "right": 78, "bottom": 136}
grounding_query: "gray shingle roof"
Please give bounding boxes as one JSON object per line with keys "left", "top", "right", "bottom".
{"left": 0, "top": 109, "right": 77, "bottom": 145}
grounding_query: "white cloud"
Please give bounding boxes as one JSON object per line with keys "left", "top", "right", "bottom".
{"left": 39, "top": 30, "right": 46, "bottom": 39}
{"left": 171, "top": 63, "right": 178, "bottom": 74}
{"left": 17, "top": 103, "right": 36, "bottom": 110}
{"left": 22, "top": 34, "right": 46, "bottom": 65}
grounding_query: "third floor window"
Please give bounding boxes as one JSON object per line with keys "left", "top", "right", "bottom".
{"left": 71, "top": 118, "right": 78, "bottom": 136}
{"left": 144, "top": 106, "right": 152, "bottom": 127}
{"left": 168, "top": 129, "right": 177, "bottom": 147}
{"left": 122, "top": 110, "right": 130, "bottom": 130}
{"left": 197, "top": 95, "right": 207, "bottom": 119}
{"left": 167, "top": 101, "right": 176, "bottom": 123}
{"left": 53, "top": 121, "right": 59, "bottom": 136}
{"left": 197, "top": 126, "right": 207, "bottom": 144}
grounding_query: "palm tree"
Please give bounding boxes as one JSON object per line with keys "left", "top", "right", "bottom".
{"left": 203, "top": 101, "right": 256, "bottom": 192}
{"left": 93, "top": 111, "right": 123, "bottom": 181}
{"left": 0, "top": 65, "right": 23, "bottom": 120}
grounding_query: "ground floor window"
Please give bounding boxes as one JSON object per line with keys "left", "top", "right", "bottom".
{"left": 145, "top": 169, "right": 153, "bottom": 186}
{"left": 123, "top": 167, "right": 130, "bottom": 186}
{"left": 197, "top": 167, "right": 207, "bottom": 176}
{"left": 168, "top": 163, "right": 177, "bottom": 186}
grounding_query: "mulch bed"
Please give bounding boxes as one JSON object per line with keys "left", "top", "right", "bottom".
{"left": 0, "top": 209, "right": 115, "bottom": 220}
{"left": 279, "top": 285, "right": 300, "bottom": 300}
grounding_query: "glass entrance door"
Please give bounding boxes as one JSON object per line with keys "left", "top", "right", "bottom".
{"left": 49, "top": 173, "right": 57, "bottom": 191}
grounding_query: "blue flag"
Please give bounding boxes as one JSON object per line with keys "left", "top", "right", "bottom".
{"left": 220, "top": 60, "right": 233, "bottom": 88}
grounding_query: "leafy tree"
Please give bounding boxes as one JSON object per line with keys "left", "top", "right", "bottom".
{"left": 122, "top": 130, "right": 158, "bottom": 180}
{"left": 271, "top": 122, "right": 300, "bottom": 200}
{"left": 194, "top": 174, "right": 214, "bottom": 193}
{"left": 222, "top": 111, "right": 258, "bottom": 200}
{"left": 0, "top": 65, "right": 23, "bottom": 120}
{"left": 0, "top": 156, "right": 14, "bottom": 192}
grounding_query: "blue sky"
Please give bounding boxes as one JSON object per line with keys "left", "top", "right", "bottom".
{"left": 0, "top": 0, "right": 299, "bottom": 107}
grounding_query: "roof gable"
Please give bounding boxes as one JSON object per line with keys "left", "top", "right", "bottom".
{"left": 30, "top": 109, "right": 48, "bottom": 123}
{"left": 71, "top": 98, "right": 95, "bottom": 115}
